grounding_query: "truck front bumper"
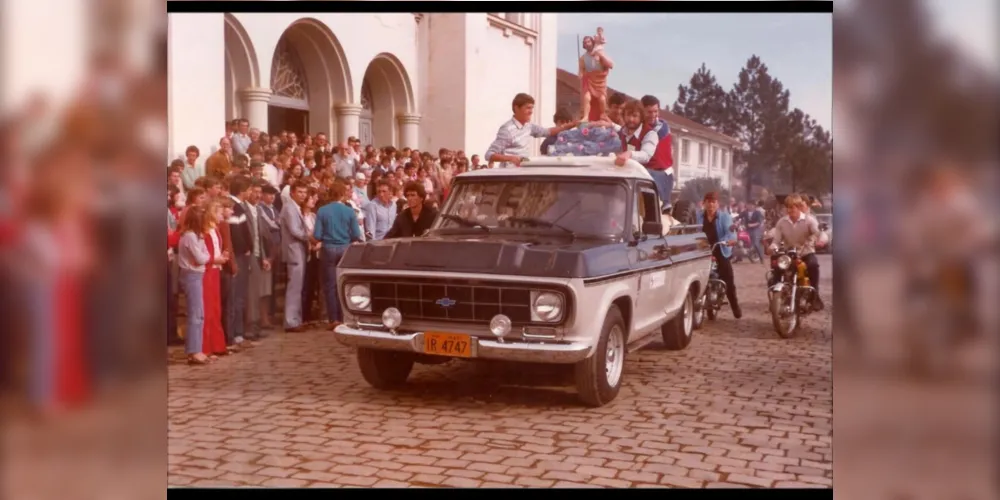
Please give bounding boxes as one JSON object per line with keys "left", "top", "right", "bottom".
{"left": 333, "top": 325, "right": 592, "bottom": 364}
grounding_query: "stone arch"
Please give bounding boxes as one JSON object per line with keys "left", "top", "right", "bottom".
{"left": 224, "top": 13, "right": 260, "bottom": 120}
{"left": 272, "top": 18, "right": 352, "bottom": 136}
{"left": 361, "top": 52, "right": 415, "bottom": 147}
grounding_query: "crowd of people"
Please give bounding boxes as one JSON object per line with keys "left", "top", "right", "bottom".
{"left": 167, "top": 118, "right": 487, "bottom": 364}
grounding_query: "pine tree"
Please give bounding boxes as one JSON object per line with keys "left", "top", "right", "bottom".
{"left": 726, "top": 55, "right": 795, "bottom": 199}
{"left": 671, "top": 63, "right": 730, "bottom": 131}
{"left": 784, "top": 108, "right": 832, "bottom": 196}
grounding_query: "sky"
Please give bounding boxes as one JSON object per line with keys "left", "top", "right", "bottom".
{"left": 557, "top": 13, "right": 835, "bottom": 132}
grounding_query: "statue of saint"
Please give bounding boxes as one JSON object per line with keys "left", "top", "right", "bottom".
{"left": 579, "top": 27, "right": 614, "bottom": 122}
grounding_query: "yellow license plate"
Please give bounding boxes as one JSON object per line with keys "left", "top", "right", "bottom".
{"left": 423, "top": 332, "right": 473, "bottom": 358}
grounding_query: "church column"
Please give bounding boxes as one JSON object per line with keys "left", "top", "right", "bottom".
{"left": 334, "top": 103, "right": 363, "bottom": 143}
{"left": 396, "top": 113, "right": 421, "bottom": 150}
{"left": 238, "top": 87, "right": 273, "bottom": 134}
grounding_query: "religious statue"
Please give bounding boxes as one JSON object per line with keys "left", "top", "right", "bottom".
{"left": 578, "top": 27, "right": 614, "bottom": 122}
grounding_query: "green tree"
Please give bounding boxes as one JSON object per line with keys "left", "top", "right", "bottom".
{"left": 783, "top": 108, "right": 832, "bottom": 196}
{"left": 671, "top": 63, "right": 730, "bottom": 130}
{"left": 726, "top": 55, "right": 796, "bottom": 199}
{"left": 678, "top": 176, "right": 727, "bottom": 205}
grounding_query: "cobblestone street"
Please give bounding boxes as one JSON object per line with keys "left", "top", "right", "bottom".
{"left": 168, "top": 256, "right": 833, "bottom": 488}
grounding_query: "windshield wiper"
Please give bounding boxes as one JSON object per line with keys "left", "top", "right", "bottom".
{"left": 439, "top": 213, "right": 491, "bottom": 232}
{"left": 505, "top": 217, "right": 577, "bottom": 238}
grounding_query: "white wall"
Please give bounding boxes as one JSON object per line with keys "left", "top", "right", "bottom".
{"left": 420, "top": 14, "right": 467, "bottom": 152}
{"left": 168, "top": 13, "right": 226, "bottom": 160}
{"left": 673, "top": 133, "right": 734, "bottom": 192}
{"left": 167, "top": 13, "right": 557, "bottom": 158}
{"left": 1, "top": 0, "right": 88, "bottom": 114}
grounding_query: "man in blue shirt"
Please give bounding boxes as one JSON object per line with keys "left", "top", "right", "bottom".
{"left": 702, "top": 192, "right": 741, "bottom": 318}
{"left": 313, "top": 183, "right": 362, "bottom": 328}
{"left": 363, "top": 180, "right": 397, "bottom": 240}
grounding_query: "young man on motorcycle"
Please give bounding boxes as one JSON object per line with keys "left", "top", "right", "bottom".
{"left": 766, "top": 194, "right": 824, "bottom": 310}
{"left": 702, "top": 192, "right": 742, "bottom": 319}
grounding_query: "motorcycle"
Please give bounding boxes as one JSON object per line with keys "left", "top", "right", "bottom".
{"left": 766, "top": 245, "right": 818, "bottom": 338}
{"left": 733, "top": 223, "right": 761, "bottom": 264}
{"left": 695, "top": 242, "right": 729, "bottom": 326}
{"left": 903, "top": 260, "right": 977, "bottom": 376}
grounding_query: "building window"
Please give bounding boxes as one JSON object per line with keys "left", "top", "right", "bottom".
{"left": 680, "top": 139, "right": 690, "bottom": 164}
{"left": 504, "top": 13, "right": 525, "bottom": 26}
{"left": 712, "top": 147, "right": 719, "bottom": 168}
{"left": 722, "top": 150, "right": 728, "bottom": 170}
{"left": 698, "top": 143, "right": 706, "bottom": 166}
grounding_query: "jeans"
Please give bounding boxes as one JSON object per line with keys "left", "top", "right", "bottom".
{"left": 321, "top": 245, "right": 349, "bottom": 323}
{"left": 646, "top": 169, "right": 674, "bottom": 210}
{"left": 179, "top": 269, "right": 205, "bottom": 355}
{"left": 713, "top": 248, "right": 740, "bottom": 312}
{"left": 167, "top": 262, "right": 180, "bottom": 343}
{"left": 748, "top": 227, "right": 765, "bottom": 262}
{"left": 284, "top": 261, "right": 306, "bottom": 329}
{"left": 223, "top": 254, "right": 251, "bottom": 344}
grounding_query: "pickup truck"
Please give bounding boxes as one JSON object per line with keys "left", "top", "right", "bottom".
{"left": 333, "top": 156, "right": 712, "bottom": 406}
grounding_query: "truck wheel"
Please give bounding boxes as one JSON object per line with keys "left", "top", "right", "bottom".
{"left": 357, "top": 348, "right": 415, "bottom": 389}
{"left": 662, "top": 291, "right": 694, "bottom": 350}
{"left": 574, "top": 305, "right": 626, "bottom": 407}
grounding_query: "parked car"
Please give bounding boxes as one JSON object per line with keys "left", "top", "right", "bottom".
{"left": 332, "top": 156, "right": 712, "bottom": 407}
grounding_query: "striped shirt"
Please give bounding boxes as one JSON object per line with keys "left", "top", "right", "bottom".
{"left": 485, "top": 117, "right": 551, "bottom": 168}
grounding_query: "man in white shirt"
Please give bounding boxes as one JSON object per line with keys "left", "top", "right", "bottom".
{"left": 485, "top": 93, "right": 580, "bottom": 168}
{"left": 231, "top": 118, "right": 252, "bottom": 156}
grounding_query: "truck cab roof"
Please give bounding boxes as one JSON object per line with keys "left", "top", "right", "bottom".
{"left": 461, "top": 156, "right": 653, "bottom": 182}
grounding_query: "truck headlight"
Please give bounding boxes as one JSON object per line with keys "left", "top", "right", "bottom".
{"left": 531, "top": 291, "right": 564, "bottom": 322}
{"left": 777, "top": 255, "right": 792, "bottom": 270}
{"left": 345, "top": 283, "right": 371, "bottom": 311}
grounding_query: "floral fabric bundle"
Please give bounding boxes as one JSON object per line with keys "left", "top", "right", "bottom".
{"left": 548, "top": 125, "right": 621, "bottom": 157}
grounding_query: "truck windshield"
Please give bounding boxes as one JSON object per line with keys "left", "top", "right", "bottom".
{"left": 437, "top": 179, "right": 629, "bottom": 236}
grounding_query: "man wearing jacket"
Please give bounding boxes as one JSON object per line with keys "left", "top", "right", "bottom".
{"left": 225, "top": 176, "right": 255, "bottom": 345}
{"left": 702, "top": 192, "right": 742, "bottom": 318}
{"left": 640, "top": 95, "right": 675, "bottom": 213}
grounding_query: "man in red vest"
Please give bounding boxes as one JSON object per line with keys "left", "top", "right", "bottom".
{"left": 613, "top": 100, "right": 672, "bottom": 212}
{"left": 640, "top": 95, "right": 675, "bottom": 213}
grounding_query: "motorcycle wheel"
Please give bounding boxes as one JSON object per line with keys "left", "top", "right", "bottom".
{"left": 692, "top": 294, "right": 706, "bottom": 330}
{"left": 705, "top": 291, "right": 718, "bottom": 321}
{"left": 749, "top": 248, "right": 761, "bottom": 264}
{"left": 770, "top": 290, "right": 798, "bottom": 339}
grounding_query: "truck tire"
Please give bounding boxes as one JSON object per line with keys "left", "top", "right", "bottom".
{"left": 662, "top": 291, "right": 694, "bottom": 350}
{"left": 574, "top": 305, "right": 626, "bottom": 407}
{"left": 357, "top": 348, "right": 415, "bottom": 389}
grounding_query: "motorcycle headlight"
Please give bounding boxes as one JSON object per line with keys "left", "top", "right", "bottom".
{"left": 345, "top": 283, "right": 372, "bottom": 311}
{"left": 777, "top": 255, "right": 792, "bottom": 270}
{"left": 531, "top": 291, "right": 564, "bottom": 322}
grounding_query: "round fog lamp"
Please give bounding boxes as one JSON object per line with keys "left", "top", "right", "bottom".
{"left": 382, "top": 307, "right": 402, "bottom": 330}
{"left": 489, "top": 314, "right": 512, "bottom": 338}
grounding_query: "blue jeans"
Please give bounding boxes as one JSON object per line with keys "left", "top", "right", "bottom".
{"left": 223, "top": 254, "right": 250, "bottom": 344}
{"left": 749, "top": 227, "right": 765, "bottom": 262}
{"left": 179, "top": 269, "right": 205, "bottom": 355}
{"left": 646, "top": 169, "right": 674, "bottom": 210}
{"left": 321, "top": 245, "right": 350, "bottom": 323}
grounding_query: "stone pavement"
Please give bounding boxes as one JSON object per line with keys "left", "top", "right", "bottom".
{"left": 168, "top": 256, "right": 833, "bottom": 488}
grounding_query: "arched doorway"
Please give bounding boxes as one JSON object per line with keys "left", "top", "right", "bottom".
{"left": 269, "top": 19, "right": 352, "bottom": 139}
{"left": 359, "top": 81, "right": 374, "bottom": 147}
{"left": 361, "top": 53, "right": 415, "bottom": 147}
{"left": 224, "top": 14, "right": 260, "bottom": 122}
{"left": 268, "top": 38, "right": 310, "bottom": 136}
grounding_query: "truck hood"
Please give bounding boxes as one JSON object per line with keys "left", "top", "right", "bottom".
{"left": 338, "top": 234, "right": 624, "bottom": 279}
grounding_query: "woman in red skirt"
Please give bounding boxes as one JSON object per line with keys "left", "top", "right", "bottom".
{"left": 201, "top": 197, "right": 231, "bottom": 358}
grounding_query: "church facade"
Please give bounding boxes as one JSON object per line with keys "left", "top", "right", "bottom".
{"left": 167, "top": 13, "right": 557, "bottom": 159}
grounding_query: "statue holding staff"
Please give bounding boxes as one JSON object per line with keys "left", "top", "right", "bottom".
{"left": 578, "top": 27, "right": 614, "bottom": 122}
